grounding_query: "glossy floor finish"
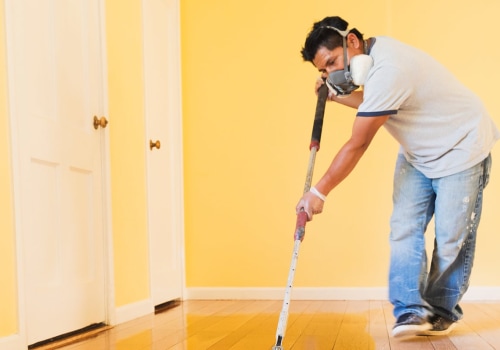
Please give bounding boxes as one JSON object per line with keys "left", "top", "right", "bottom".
{"left": 39, "top": 300, "right": 500, "bottom": 349}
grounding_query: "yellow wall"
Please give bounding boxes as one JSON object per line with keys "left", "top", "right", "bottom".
{"left": 181, "top": 0, "right": 500, "bottom": 287}
{"left": 105, "top": 0, "right": 150, "bottom": 306}
{"left": 0, "top": 0, "right": 18, "bottom": 337}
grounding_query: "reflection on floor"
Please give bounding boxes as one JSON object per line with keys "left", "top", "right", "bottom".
{"left": 36, "top": 300, "right": 500, "bottom": 349}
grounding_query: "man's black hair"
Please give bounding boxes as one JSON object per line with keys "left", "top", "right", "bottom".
{"left": 301, "top": 16, "right": 364, "bottom": 62}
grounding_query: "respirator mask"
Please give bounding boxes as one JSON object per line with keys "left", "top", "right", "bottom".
{"left": 322, "top": 26, "right": 374, "bottom": 97}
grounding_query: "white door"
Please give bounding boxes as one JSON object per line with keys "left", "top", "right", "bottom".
{"left": 142, "top": 0, "right": 184, "bottom": 306}
{"left": 5, "top": 0, "right": 108, "bottom": 345}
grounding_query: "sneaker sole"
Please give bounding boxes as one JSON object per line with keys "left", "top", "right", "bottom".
{"left": 392, "top": 323, "right": 432, "bottom": 338}
{"left": 417, "top": 322, "right": 456, "bottom": 336}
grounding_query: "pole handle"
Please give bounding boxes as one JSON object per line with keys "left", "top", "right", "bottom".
{"left": 296, "top": 85, "right": 328, "bottom": 241}
{"left": 309, "top": 83, "right": 328, "bottom": 151}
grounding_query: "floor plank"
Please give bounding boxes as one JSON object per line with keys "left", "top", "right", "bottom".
{"left": 290, "top": 300, "right": 346, "bottom": 349}
{"left": 369, "top": 300, "right": 391, "bottom": 350}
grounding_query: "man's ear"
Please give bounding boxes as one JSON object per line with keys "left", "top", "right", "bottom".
{"left": 347, "top": 33, "right": 361, "bottom": 49}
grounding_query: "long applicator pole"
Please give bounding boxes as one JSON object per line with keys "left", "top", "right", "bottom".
{"left": 272, "top": 84, "right": 328, "bottom": 350}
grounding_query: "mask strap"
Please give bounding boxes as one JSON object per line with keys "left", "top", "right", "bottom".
{"left": 341, "top": 35, "right": 349, "bottom": 75}
{"left": 320, "top": 26, "right": 349, "bottom": 37}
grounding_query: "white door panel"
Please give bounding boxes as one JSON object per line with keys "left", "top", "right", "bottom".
{"left": 142, "top": 0, "right": 184, "bottom": 306}
{"left": 6, "top": 0, "right": 108, "bottom": 345}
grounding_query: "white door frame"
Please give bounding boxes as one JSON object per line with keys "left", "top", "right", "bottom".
{"left": 97, "top": 0, "right": 117, "bottom": 329}
{"left": 3, "top": 0, "right": 116, "bottom": 348}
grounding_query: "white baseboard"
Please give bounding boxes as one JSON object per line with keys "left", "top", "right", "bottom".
{"left": 463, "top": 286, "right": 500, "bottom": 301}
{"left": 0, "top": 334, "right": 24, "bottom": 350}
{"left": 184, "top": 286, "right": 500, "bottom": 301}
{"left": 114, "top": 298, "right": 154, "bottom": 325}
{"left": 184, "top": 287, "right": 386, "bottom": 300}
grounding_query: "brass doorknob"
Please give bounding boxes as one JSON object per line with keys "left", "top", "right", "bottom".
{"left": 150, "top": 140, "right": 161, "bottom": 150}
{"left": 93, "top": 116, "right": 108, "bottom": 129}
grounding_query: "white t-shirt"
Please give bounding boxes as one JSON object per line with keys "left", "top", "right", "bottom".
{"left": 357, "top": 36, "right": 499, "bottom": 178}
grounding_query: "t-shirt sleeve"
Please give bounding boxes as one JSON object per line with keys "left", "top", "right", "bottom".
{"left": 356, "top": 65, "right": 412, "bottom": 117}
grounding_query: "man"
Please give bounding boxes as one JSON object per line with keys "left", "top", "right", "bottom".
{"left": 296, "top": 16, "right": 499, "bottom": 338}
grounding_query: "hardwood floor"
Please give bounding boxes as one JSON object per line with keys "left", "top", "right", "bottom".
{"left": 37, "top": 300, "right": 500, "bottom": 349}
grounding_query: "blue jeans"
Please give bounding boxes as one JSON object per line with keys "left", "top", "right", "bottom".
{"left": 389, "top": 153, "right": 491, "bottom": 322}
